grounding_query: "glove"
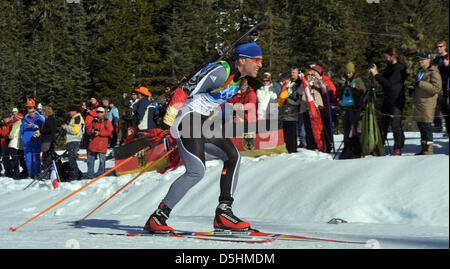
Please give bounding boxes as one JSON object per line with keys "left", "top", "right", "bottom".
{"left": 140, "top": 128, "right": 170, "bottom": 145}
{"left": 163, "top": 87, "right": 188, "bottom": 127}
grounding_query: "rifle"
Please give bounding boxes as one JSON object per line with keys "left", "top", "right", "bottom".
{"left": 152, "top": 14, "right": 267, "bottom": 103}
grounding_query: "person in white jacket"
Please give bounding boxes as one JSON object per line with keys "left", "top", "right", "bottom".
{"left": 256, "top": 72, "right": 279, "bottom": 121}
{"left": 8, "top": 113, "right": 27, "bottom": 179}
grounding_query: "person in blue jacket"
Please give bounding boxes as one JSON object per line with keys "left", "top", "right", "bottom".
{"left": 133, "top": 86, "right": 159, "bottom": 135}
{"left": 20, "top": 99, "right": 45, "bottom": 178}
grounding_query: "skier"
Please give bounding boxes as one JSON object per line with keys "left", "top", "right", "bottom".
{"left": 144, "top": 41, "right": 263, "bottom": 234}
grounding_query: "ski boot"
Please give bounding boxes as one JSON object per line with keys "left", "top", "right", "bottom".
{"left": 213, "top": 201, "right": 255, "bottom": 233}
{"left": 143, "top": 203, "right": 175, "bottom": 234}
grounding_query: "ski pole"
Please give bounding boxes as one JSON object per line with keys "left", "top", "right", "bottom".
{"left": 9, "top": 146, "right": 151, "bottom": 232}
{"left": 74, "top": 146, "right": 177, "bottom": 227}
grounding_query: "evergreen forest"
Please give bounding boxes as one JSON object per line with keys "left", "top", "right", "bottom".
{"left": 0, "top": 0, "right": 448, "bottom": 124}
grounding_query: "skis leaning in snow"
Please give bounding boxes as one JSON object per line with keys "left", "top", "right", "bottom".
{"left": 87, "top": 230, "right": 366, "bottom": 245}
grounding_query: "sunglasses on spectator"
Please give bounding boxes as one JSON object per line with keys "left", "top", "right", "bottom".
{"left": 97, "top": 111, "right": 104, "bottom": 114}
{"left": 436, "top": 45, "right": 445, "bottom": 48}
{"left": 262, "top": 80, "right": 270, "bottom": 82}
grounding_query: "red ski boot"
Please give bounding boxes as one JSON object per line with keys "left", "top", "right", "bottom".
{"left": 144, "top": 203, "right": 175, "bottom": 234}
{"left": 213, "top": 202, "right": 252, "bottom": 232}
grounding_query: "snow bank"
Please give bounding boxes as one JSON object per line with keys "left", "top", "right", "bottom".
{"left": 1, "top": 133, "right": 448, "bottom": 232}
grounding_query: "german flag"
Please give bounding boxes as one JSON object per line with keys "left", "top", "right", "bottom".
{"left": 277, "top": 82, "right": 288, "bottom": 107}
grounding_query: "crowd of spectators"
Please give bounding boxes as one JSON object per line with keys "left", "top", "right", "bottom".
{"left": 0, "top": 41, "right": 448, "bottom": 180}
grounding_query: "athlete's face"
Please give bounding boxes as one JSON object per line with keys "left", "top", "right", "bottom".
{"left": 239, "top": 56, "right": 263, "bottom": 78}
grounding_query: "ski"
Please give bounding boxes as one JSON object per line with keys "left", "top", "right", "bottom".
{"left": 212, "top": 231, "right": 366, "bottom": 245}
{"left": 87, "top": 230, "right": 365, "bottom": 245}
{"left": 87, "top": 231, "right": 278, "bottom": 244}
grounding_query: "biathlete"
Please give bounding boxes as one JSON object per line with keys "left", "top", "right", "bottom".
{"left": 144, "top": 42, "right": 263, "bottom": 233}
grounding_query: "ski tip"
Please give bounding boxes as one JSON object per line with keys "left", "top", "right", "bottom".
{"left": 9, "top": 227, "right": 17, "bottom": 232}
{"left": 74, "top": 221, "right": 81, "bottom": 226}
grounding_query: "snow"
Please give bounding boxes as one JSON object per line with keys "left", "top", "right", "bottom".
{"left": 0, "top": 132, "right": 448, "bottom": 250}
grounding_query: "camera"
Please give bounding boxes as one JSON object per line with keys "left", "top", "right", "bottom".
{"left": 362, "top": 61, "right": 376, "bottom": 70}
{"left": 31, "top": 128, "right": 40, "bottom": 141}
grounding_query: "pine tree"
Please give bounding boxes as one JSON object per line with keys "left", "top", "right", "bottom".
{"left": 92, "top": 0, "right": 163, "bottom": 101}
{"left": 0, "top": 0, "right": 28, "bottom": 113}
{"left": 66, "top": 0, "right": 91, "bottom": 104}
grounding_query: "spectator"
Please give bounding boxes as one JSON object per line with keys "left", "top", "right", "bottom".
{"left": 279, "top": 75, "right": 301, "bottom": 153}
{"left": 412, "top": 52, "right": 442, "bottom": 155}
{"left": 133, "top": 86, "right": 159, "bottom": 135}
{"left": 298, "top": 69, "right": 326, "bottom": 151}
{"left": 121, "top": 91, "right": 139, "bottom": 127}
{"left": 80, "top": 101, "right": 98, "bottom": 149}
{"left": 369, "top": 48, "right": 407, "bottom": 155}
{"left": 256, "top": 72, "right": 279, "bottom": 121}
{"left": 80, "top": 101, "right": 89, "bottom": 120}
{"left": 90, "top": 97, "right": 100, "bottom": 111}
{"left": 336, "top": 62, "right": 367, "bottom": 159}
{"left": 433, "top": 40, "right": 449, "bottom": 137}
{"left": 120, "top": 90, "right": 139, "bottom": 143}
{"left": 290, "top": 67, "right": 306, "bottom": 148}
{"left": 62, "top": 105, "right": 85, "bottom": 181}
{"left": 107, "top": 100, "right": 120, "bottom": 147}
{"left": 37, "top": 106, "right": 57, "bottom": 179}
{"left": 86, "top": 106, "right": 113, "bottom": 178}
{"left": 0, "top": 114, "right": 13, "bottom": 177}
{"left": 156, "top": 85, "right": 174, "bottom": 126}
{"left": 271, "top": 72, "right": 283, "bottom": 96}
{"left": 8, "top": 112, "right": 27, "bottom": 179}
{"left": 123, "top": 126, "right": 137, "bottom": 144}
{"left": 277, "top": 72, "right": 291, "bottom": 107}
{"left": 20, "top": 98, "right": 45, "bottom": 179}
{"left": 36, "top": 103, "right": 43, "bottom": 115}
{"left": 12, "top": 108, "right": 19, "bottom": 119}
{"left": 308, "top": 64, "right": 337, "bottom": 153}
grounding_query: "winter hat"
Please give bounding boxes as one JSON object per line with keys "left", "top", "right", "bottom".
{"left": 96, "top": 106, "right": 106, "bottom": 113}
{"left": 12, "top": 108, "right": 19, "bottom": 113}
{"left": 14, "top": 113, "right": 24, "bottom": 121}
{"left": 136, "top": 86, "right": 152, "bottom": 97}
{"left": 127, "top": 126, "right": 135, "bottom": 133}
{"left": 345, "top": 62, "right": 356, "bottom": 73}
{"left": 25, "top": 98, "right": 36, "bottom": 107}
{"left": 308, "top": 64, "right": 323, "bottom": 76}
{"left": 234, "top": 42, "right": 263, "bottom": 59}
{"left": 417, "top": 51, "right": 432, "bottom": 60}
{"left": 37, "top": 103, "right": 43, "bottom": 110}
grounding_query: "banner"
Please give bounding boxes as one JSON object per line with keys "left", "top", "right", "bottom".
{"left": 300, "top": 74, "right": 326, "bottom": 152}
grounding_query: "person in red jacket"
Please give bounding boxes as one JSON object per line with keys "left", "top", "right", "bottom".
{"left": 86, "top": 107, "right": 113, "bottom": 178}
{"left": 0, "top": 114, "right": 13, "bottom": 177}
{"left": 308, "top": 64, "right": 338, "bottom": 153}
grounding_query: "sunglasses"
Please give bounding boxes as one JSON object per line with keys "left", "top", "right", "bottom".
{"left": 97, "top": 111, "right": 104, "bottom": 114}
{"left": 262, "top": 80, "right": 270, "bottom": 82}
{"left": 436, "top": 45, "right": 445, "bottom": 48}
{"left": 245, "top": 57, "right": 263, "bottom": 64}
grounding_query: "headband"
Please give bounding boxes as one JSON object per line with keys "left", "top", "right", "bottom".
{"left": 234, "top": 42, "right": 263, "bottom": 59}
